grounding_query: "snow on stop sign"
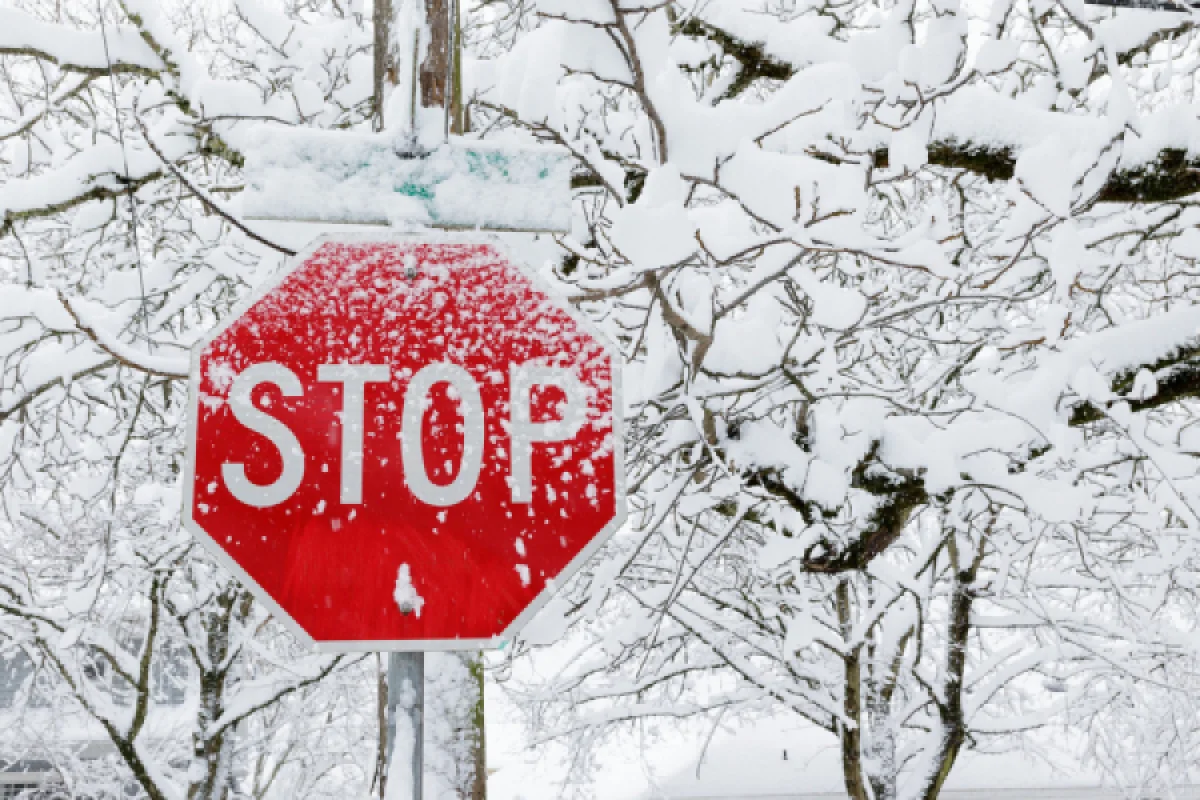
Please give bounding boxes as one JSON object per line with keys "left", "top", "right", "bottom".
{"left": 183, "top": 235, "right": 623, "bottom": 650}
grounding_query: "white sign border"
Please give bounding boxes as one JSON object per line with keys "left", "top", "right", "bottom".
{"left": 182, "top": 232, "right": 626, "bottom": 653}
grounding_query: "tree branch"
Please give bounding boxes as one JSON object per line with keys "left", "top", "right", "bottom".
{"left": 1070, "top": 344, "right": 1200, "bottom": 425}
{"left": 678, "top": 16, "right": 1200, "bottom": 203}
{"left": 207, "top": 656, "right": 349, "bottom": 738}
{"left": 58, "top": 293, "right": 190, "bottom": 379}
{"left": 1, "top": 169, "right": 164, "bottom": 241}
{"left": 136, "top": 118, "right": 295, "bottom": 256}
{"left": 0, "top": 357, "right": 117, "bottom": 424}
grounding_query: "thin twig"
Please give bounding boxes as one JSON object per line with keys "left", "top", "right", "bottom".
{"left": 135, "top": 117, "right": 296, "bottom": 256}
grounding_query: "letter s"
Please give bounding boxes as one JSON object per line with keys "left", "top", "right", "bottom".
{"left": 221, "top": 363, "right": 306, "bottom": 508}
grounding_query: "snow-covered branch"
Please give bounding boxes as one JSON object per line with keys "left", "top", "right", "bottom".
{"left": 0, "top": 7, "right": 163, "bottom": 77}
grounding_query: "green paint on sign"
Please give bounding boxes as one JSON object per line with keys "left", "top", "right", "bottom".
{"left": 397, "top": 181, "right": 435, "bottom": 200}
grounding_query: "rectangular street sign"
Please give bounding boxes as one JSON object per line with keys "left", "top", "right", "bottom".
{"left": 241, "top": 126, "right": 574, "bottom": 233}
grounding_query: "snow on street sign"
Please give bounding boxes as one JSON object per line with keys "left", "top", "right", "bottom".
{"left": 183, "top": 235, "right": 624, "bottom": 651}
{"left": 240, "top": 126, "right": 574, "bottom": 233}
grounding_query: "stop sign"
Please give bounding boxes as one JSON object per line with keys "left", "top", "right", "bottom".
{"left": 183, "top": 235, "right": 624, "bottom": 650}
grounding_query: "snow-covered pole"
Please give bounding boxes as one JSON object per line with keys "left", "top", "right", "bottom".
{"left": 378, "top": 4, "right": 452, "bottom": 797}
{"left": 386, "top": 651, "right": 424, "bottom": 799}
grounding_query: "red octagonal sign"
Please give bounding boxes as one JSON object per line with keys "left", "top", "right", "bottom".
{"left": 184, "top": 235, "right": 624, "bottom": 650}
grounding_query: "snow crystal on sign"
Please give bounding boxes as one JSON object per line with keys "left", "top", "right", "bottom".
{"left": 394, "top": 564, "right": 425, "bottom": 617}
{"left": 514, "top": 564, "right": 531, "bottom": 587}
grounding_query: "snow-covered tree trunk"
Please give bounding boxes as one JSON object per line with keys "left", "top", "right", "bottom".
{"left": 188, "top": 588, "right": 244, "bottom": 800}
{"left": 425, "top": 653, "right": 487, "bottom": 800}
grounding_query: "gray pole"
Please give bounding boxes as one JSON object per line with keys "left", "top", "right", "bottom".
{"left": 385, "top": 651, "right": 424, "bottom": 799}
{"left": 376, "top": 3, "right": 452, "bottom": 796}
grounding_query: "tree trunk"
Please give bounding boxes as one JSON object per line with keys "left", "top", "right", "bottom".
{"left": 422, "top": 653, "right": 487, "bottom": 798}
{"left": 376, "top": 654, "right": 388, "bottom": 799}
{"left": 922, "top": 538, "right": 983, "bottom": 800}
{"left": 836, "top": 582, "right": 869, "bottom": 800}
{"left": 189, "top": 591, "right": 238, "bottom": 800}
{"left": 466, "top": 654, "right": 487, "bottom": 800}
{"left": 373, "top": 0, "right": 392, "bottom": 131}
{"left": 420, "top": 0, "right": 451, "bottom": 112}
{"left": 450, "top": 0, "right": 466, "bottom": 135}
{"left": 374, "top": 0, "right": 459, "bottom": 135}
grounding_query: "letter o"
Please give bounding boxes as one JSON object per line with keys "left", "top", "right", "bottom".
{"left": 401, "top": 363, "right": 485, "bottom": 507}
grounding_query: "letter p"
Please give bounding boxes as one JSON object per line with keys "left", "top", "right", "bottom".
{"left": 509, "top": 365, "right": 588, "bottom": 504}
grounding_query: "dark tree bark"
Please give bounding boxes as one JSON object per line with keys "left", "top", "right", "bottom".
{"left": 469, "top": 654, "right": 487, "bottom": 800}
{"left": 373, "top": 0, "right": 392, "bottom": 130}
{"left": 375, "top": 0, "right": 464, "bottom": 137}
{"left": 836, "top": 583, "right": 870, "bottom": 800}
{"left": 420, "top": 0, "right": 451, "bottom": 112}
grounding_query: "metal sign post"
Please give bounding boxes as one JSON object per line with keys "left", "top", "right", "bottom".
{"left": 383, "top": 3, "right": 437, "bottom": 795}
{"left": 374, "top": 3, "right": 435, "bottom": 793}
{"left": 386, "top": 652, "right": 424, "bottom": 799}
{"left": 383, "top": 5, "right": 432, "bottom": 794}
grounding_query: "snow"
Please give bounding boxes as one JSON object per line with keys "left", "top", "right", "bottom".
{"left": 609, "top": 167, "right": 698, "bottom": 270}
{"left": 385, "top": 710, "right": 418, "bottom": 800}
{"left": 0, "top": 143, "right": 159, "bottom": 222}
{"left": 696, "top": 4, "right": 849, "bottom": 76}
{"left": 0, "top": 7, "right": 162, "bottom": 73}
{"left": 1015, "top": 135, "right": 1081, "bottom": 218}
{"left": 632, "top": 719, "right": 1126, "bottom": 799}
{"left": 974, "top": 39, "right": 1020, "bottom": 75}
{"left": 981, "top": 303, "right": 1200, "bottom": 431}
{"left": 721, "top": 142, "right": 865, "bottom": 232}
{"left": 792, "top": 266, "right": 867, "bottom": 330}
{"left": 394, "top": 564, "right": 425, "bottom": 618}
{"left": 492, "top": 24, "right": 569, "bottom": 125}
{"left": 485, "top": 709, "right": 1176, "bottom": 800}
{"left": 0, "top": 286, "right": 76, "bottom": 332}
